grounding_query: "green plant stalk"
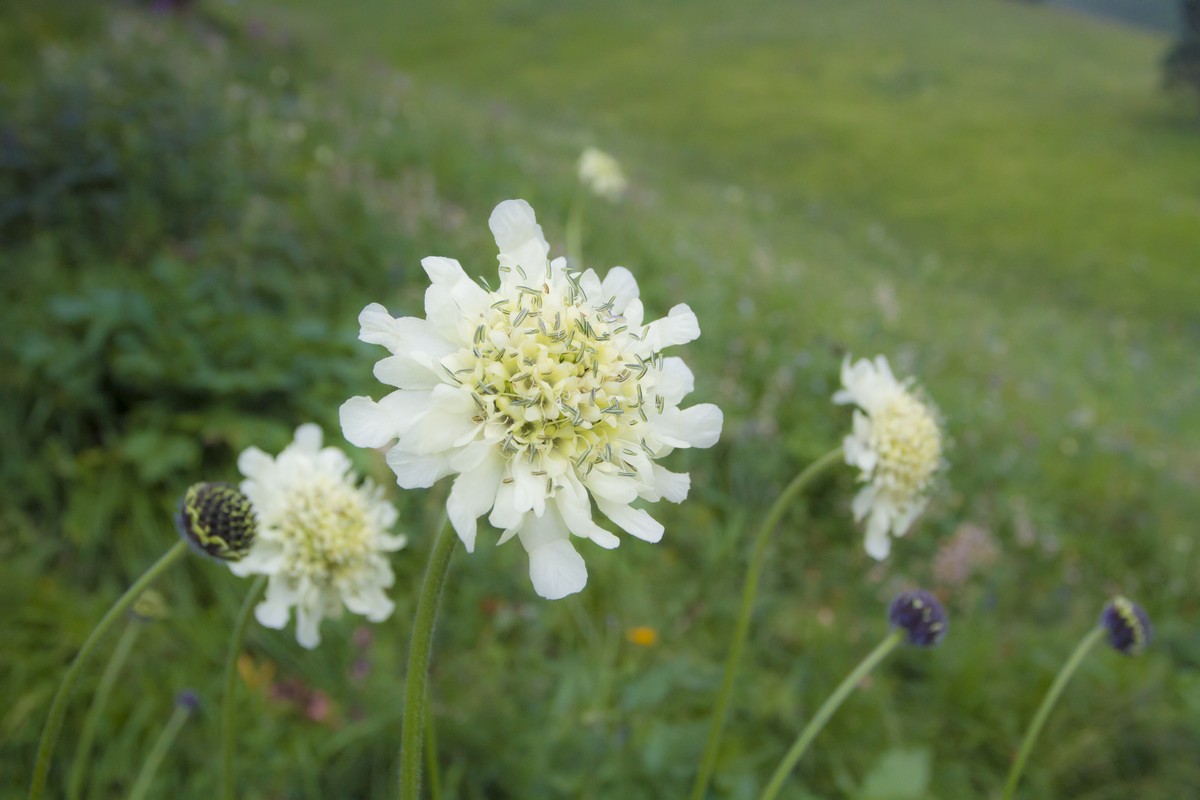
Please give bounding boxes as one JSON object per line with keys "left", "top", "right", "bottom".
{"left": 29, "top": 540, "right": 188, "bottom": 800}
{"left": 67, "top": 621, "right": 144, "bottom": 800}
{"left": 222, "top": 575, "right": 267, "bottom": 800}
{"left": 424, "top": 688, "right": 442, "bottom": 800}
{"left": 126, "top": 702, "right": 194, "bottom": 800}
{"left": 398, "top": 521, "right": 458, "bottom": 800}
{"left": 1000, "top": 625, "right": 1106, "bottom": 800}
{"left": 689, "top": 445, "right": 843, "bottom": 800}
{"left": 759, "top": 629, "right": 904, "bottom": 800}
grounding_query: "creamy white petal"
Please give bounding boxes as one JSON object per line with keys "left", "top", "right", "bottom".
{"left": 864, "top": 510, "right": 892, "bottom": 560}
{"left": 292, "top": 424, "right": 323, "bottom": 453}
{"left": 490, "top": 199, "right": 549, "bottom": 284}
{"left": 657, "top": 357, "right": 695, "bottom": 406}
{"left": 653, "top": 404, "right": 723, "bottom": 449}
{"left": 373, "top": 354, "right": 441, "bottom": 390}
{"left": 644, "top": 304, "right": 700, "bottom": 350}
{"left": 584, "top": 467, "right": 639, "bottom": 505}
{"left": 295, "top": 603, "right": 323, "bottom": 649}
{"left": 556, "top": 473, "right": 620, "bottom": 549}
{"left": 595, "top": 498, "right": 664, "bottom": 543}
{"left": 386, "top": 448, "right": 454, "bottom": 489}
{"left": 446, "top": 452, "right": 504, "bottom": 552}
{"left": 237, "top": 446, "right": 274, "bottom": 481}
{"left": 600, "top": 266, "right": 640, "bottom": 314}
{"left": 649, "top": 464, "right": 691, "bottom": 503}
{"left": 518, "top": 509, "right": 587, "bottom": 599}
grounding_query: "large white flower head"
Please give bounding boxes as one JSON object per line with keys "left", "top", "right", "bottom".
{"left": 229, "top": 424, "right": 405, "bottom": 648}
{"left": 833, "top": 355, "right": 944, "bottom": 560}
{"left": 577, "top": 147, "right": 628, "bottom": 201}
{"left": 341, "top": 199, "right": 722, "bottom": 599}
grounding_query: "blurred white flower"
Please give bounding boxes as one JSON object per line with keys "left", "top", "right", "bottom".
{"left": 578, "top": 147, "right": 628, "bottom": 201}
{"left": 833, "top": 355, "right": 943, "bottom": 559}
{"left": 341, "top": 199, "right": 721, "bottom": 599}
{"left": 230, "top": 424, "right": 405, "bottom": 648}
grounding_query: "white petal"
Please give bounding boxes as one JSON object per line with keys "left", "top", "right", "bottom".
{"left": 489, "top": 482, "right": 523, "bottom": 531}
{"left": 649, "top": 464, "right": 690, "bottom": 503}
{"left": 373, "top": 354, "right": 440, "bottom": 390}
{"left": 255, "top": 578, "right": 296, "bottom": 629}
{"left": 340, "top": 396, "right": 398, "bottom": 449}
{"left": 294, "top": 604, "right": 322, "bottom": 649}
{"left": 656, "top": 357, "right": 695, "bottom": 406}
{"left": 490, "top": 199, "right": 550, "bottom": 284}
{"left": 518, "top": 510, "right": 587, "bottom": 600}
{"left": 446, "top": 452, "right": 504, "bottom": 552}
{"left": 555, "top": 473, "right": 620, "bottom": 549}
{"left": 600, "top": 266, "right": 640, "bottom": 314}
{"left": 864, "top": 510, "right": 892, "bottom": 560}
{"left": 851, "top": 485, "right": 876, "bottom": 522}
{"left": 421, "top": 256, "right": 471, "bottom": 288}
{"left": 385, "top": 448, "right": 453, "bottom": 488}
{"left": 643, "top": 304, "right": 700, "bottom": 351}
{"left": 292, "top": 424, "right": 323, "bottom": 453}
{"left": 343, "top": 584, "right": 394, "bottom": 622}
{"left": 510, "top": 457, "right": 547, "bottom": 517}
{"left": 237, "top": 446, "right": 274, "bottom": 481}
{"left": 595, "top": 498, "right": 664, "bottom": 543}
{"left": 584, "top": 467, "right": 639, "bottom": 505}
{"left": 654, "top": 404, "right": 723, "bottom": 449}
{"left": 358, "top": 303, "right": 405, "bottom": 351}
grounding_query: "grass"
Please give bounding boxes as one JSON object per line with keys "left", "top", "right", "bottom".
{"left": 3, "top": 1, "right": 1199, "bottom": 798}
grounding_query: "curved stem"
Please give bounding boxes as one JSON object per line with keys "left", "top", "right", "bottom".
{"left": 29, "top": 541, "right": 188, "bottom": 800}
{"left": 398, "top": 520, "right": 458, "bottom": 800}
{"left": 67, "top": 621, "right": 143, "bottom": 800}
{"left": 424, "top": 688, "right": 442, "bottom": 800}
{"left": 1000, "top": 626, "right": 1105, "bottom": 800}
{"left": 126, "top": 702, "right": 193, "bottom": 800}
{"left": 689, "top": 446, "right": 843, "bottom": 800}
{"left": 222, "top": 575, "right": 267, "bottom": 800}
{"left": 759, "top": 629, "right": 904, "bottom": 800}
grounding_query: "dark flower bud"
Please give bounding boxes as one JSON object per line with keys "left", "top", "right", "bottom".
{"left": 888, "top": 589, "right": 948, "bottom": 647}
{"left": 175, "top": 482, "right": 257, "bottom": 562}
{"left": 1101, "top": 596, "right": 1152, "bottom": 656}
{"left": 175, "top": 690, "right": 201, "bottom": 713}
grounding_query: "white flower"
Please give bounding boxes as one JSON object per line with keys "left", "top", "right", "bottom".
{"left": 229, "top": 424, "right": 406, "bottom": 648}
{"left": 341, "top": 199, "right": 721, "bottom": 599}
{"left": 577, "top": 147, "right": 628, "bottom": 201}
{"left": 833, "top": 355, "right": 944, "bottom": 560}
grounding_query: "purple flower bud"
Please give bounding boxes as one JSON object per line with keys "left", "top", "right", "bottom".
{"left": 1101, "top": 596, "right": 1152, "bottom": 656}
{"left": 888, "top": 589, "right": 948, "bottom": 647}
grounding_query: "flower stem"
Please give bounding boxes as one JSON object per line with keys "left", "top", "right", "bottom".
{"left": 759, "top": 628, "right": 904, "bottom": 800}
{"left": 222, "top": 575, "right": 267, "bottom": 800}
{"left": 1000, "top": 625, "right": 1106, "bottom": 800}
{"left": 29, "top": 540, "right": 188, "bottom": 800}
{"left": 424, "top": 688, "right": 442, "bottom": 800}
{"left": 126, "top": 701, "right": 194, "bottom": 800}
{"left": 66, "top": 621, "right": 143, "bottom": 800}
{"left": 689, "top": 446, "right": 843, "bottom": 800}
{"left": 398, "top": 520, "right": 457, "bottom": 800}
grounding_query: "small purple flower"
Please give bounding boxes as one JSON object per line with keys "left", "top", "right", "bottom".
{"left": 1101, "top": 596, "right": 1152, "bottom": 656}
{"left": 888, "top": 589, "right": 948, "bottom": 647}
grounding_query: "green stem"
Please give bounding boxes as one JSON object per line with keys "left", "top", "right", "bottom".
{"left": 222, "top": 575, "right": 267, "bottom": 800}
{"left": 759, "top": 629, "right": 905, "bottom": 800}
{"left": 1000, "top": 626, "right": 1105, "bottom": 800}
{"left": 424, "top": 688, "right": 442, "bottom": 800}
{"left": 29, "top": 541, "right": 188, "bottom": 800}
{"left": 126, "top": 702, "right": 194, "bottom": 800}
{"left": 398, "top": 521, "right": 457, "bottom": 800}
{"left": 67, "top": 622, "right": 143, "bottom": 800}
{"left": 689, "top": 446, "right": 843, "bottom": 800}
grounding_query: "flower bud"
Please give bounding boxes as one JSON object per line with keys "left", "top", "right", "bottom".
{"left": 175, "top": 482, "right": 257, "bottom": 562}
{"left": 888, "top": 589, "right": 948, "bottom": 647}
{"left": 1101, "top": 596, "right": 1152, "bottom": 656}
{"left": 175, "top": 690, "right": 201, "bottom": 713}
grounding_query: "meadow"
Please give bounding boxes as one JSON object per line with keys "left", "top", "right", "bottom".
{"left": 2, "top": 1, "right": 1198, "bottom": 798}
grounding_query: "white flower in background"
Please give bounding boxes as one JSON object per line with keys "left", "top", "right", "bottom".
{"left": 230, "top": 424, "right": 405, "bottom": 648}
{"left": 833, "top": 355, "right": 944, "bottom": 560}
{"left": 577, "top": 147, "right": 628, "bottom": 201}
{"left": 341, "top": 199, "right": 721, "bottom": 599}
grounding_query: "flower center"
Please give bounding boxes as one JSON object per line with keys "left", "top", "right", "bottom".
{"left": 447, "top": 280, "right": 659, "bottom": 476}
{"left": 278, "top": 476, "right": 375, "bottom": 582}
{"left": 870, "top": 391, "right": 941, "bottom": 497}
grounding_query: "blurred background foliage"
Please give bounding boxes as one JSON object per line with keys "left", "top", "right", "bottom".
{"left": 2, "top": 1, "right": 1198, "bottom": 798}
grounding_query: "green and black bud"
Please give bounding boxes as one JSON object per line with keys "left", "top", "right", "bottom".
{"left": 1101, "top": 596, "right": 1152, "bottom": 656}
{"left": 175, "top": 482, "right": 257, "bottom": 562}
{"left": 888, "top": 589, "right": 948, "bottom": 647}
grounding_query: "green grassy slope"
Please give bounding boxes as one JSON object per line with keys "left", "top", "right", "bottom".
{"left": 260, "top": 0, "right": 1200, "bottom": 325}
{"left": 5, "top": 2, "right": 1199, "bottom": 798}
